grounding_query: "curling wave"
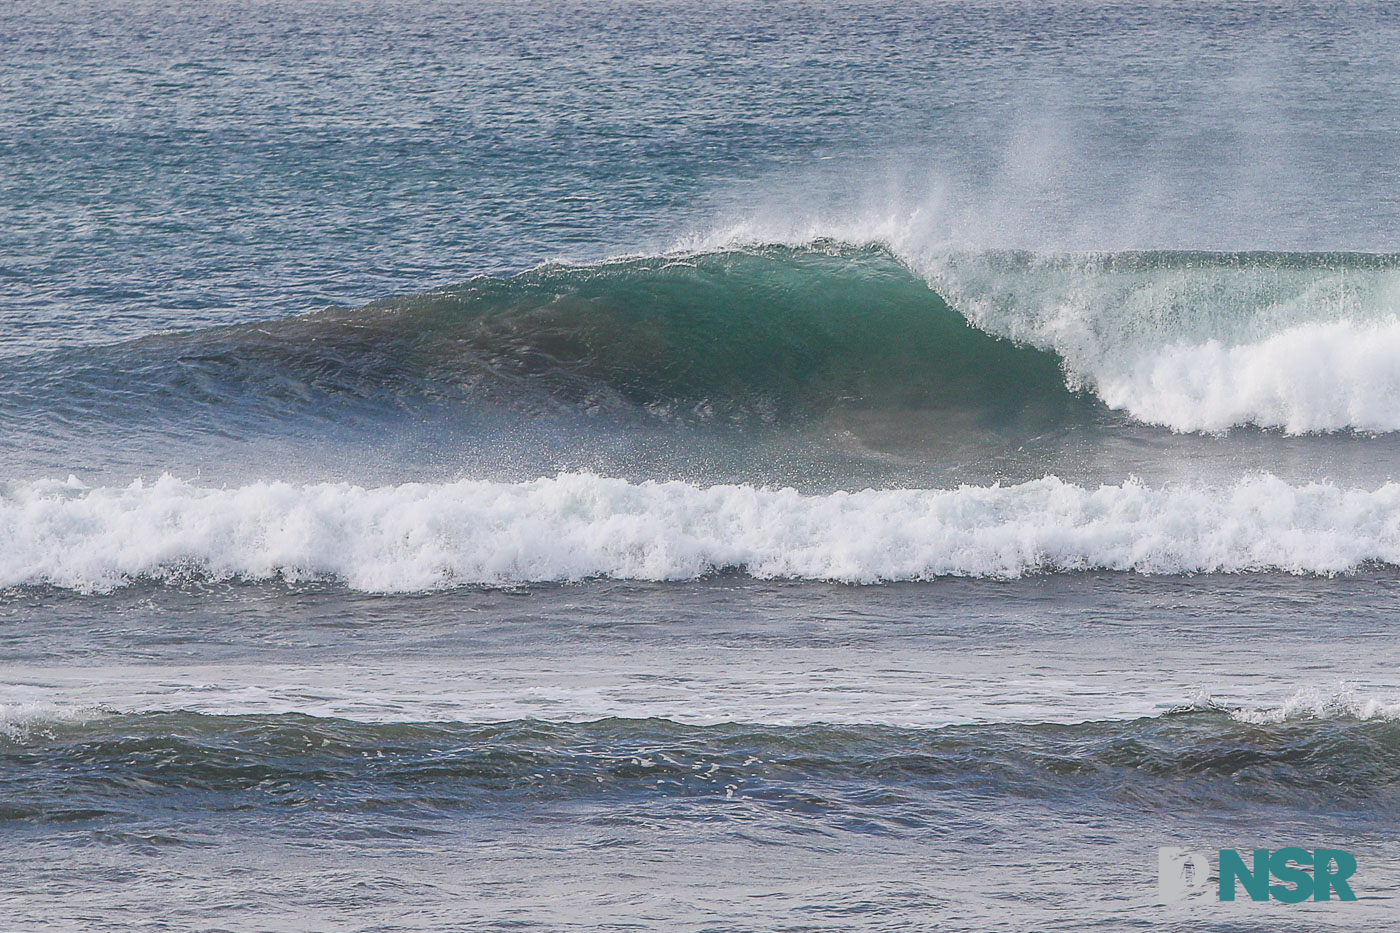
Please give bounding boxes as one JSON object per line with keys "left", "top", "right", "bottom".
{"left": 5, "top": 472, "right": 1400, "bottom": 592}
{"left": 2, "top": 245, "right": 1077, "bottom": 433}
{"left": 9, "top": 243, "right": 1400, "bottom": 439}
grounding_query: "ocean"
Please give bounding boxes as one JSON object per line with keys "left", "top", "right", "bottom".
{"left": 4, "top": 1, "right": 1400, "bottom": 929}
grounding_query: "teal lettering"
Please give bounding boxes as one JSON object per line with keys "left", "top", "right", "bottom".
{"left": 1219, "top": 849, "right": 1270, "bottom": 902}
{"left": 1313, "top": 849, "right": 1358, "bottom": 901}
{"left": 1269, "top": 847, "right": 1313, "bottom": 903}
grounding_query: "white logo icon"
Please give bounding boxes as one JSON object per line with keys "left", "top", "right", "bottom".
{"left": 1158, "top": 847, "right": 1211, "bottom": 902}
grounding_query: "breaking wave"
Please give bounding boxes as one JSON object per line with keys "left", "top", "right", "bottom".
{"left": 5, "top": 472, "right": 1400, "bottom": 592}
{"left": 11, "top": 243, "right": 1400, "bottom": 437}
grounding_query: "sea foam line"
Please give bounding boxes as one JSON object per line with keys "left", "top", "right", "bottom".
{"left": 4, "top": 686, "right": 1398, "bottom": 739}
{"left": 3, "top": 472, "right": 1400, "bottom": 591}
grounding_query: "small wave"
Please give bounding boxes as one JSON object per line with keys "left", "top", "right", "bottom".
{"left": 1225, "top": 686, "right": 1400, "bottom": 724}
{"left": 5, "top": 472, "right": 1400, "bottom": 592}
{"left": 5, "top": 708, "right": 1399, "bottom": 821}
{"left": 0, "top": 700, "right": 106, "bottom": 742}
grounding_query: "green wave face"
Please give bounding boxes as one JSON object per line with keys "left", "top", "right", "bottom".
{"left": 354, "top": 243, "right": 1083, "bottom": 425}
{"left": 9, "top": 243, "right": 1089, "bottom": 437}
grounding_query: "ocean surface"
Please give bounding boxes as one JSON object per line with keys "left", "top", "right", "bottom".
{"left": 5, "top": 1, "right": 1400, "bottom": 929}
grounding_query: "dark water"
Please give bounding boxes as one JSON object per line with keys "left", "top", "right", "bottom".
{"left": 6, "top": 575, "right": 1400, "bottom": 929}
{"left": 5, "top": 1, "right": 1400, "bottom": 929}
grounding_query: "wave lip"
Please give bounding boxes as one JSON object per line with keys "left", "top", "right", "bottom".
{"left": 4, "top": 472, "right": 1400, "bottom": 592}
{"left": 1222, "top": 686, "right": 1400, "bottom": 724}
{"left": 0, "top": 700, "right": 105, "bottom": 742}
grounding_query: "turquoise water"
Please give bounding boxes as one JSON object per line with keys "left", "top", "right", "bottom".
{"left": 6, "top": 1, "right": 1400, "bottom": 929}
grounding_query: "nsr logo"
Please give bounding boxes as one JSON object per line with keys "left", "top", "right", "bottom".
{"left": 1158, "top": 847, "right": 1358, "bottom": 903}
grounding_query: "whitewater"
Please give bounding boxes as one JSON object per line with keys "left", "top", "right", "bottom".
{"left": 6, "top": 472, "right": 1400, "bottom": 591}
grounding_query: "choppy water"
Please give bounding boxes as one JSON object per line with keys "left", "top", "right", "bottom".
{"left": 6, "top": 1, "right": 1400, "bottom": 930}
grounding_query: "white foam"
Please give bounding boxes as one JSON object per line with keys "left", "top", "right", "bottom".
{"left": 0, "top": 700, "right": 103, "bottom": 741}
{"left": 1228, "top": 686, "right": 1400, "bottom": 724}
{"left": 925, "top": 253, "right": 1400, "bottom": 434}
{"left": 1090, "top": 317, "right": 1400, "bottom": 434}
{"left": 4, "top": 472, "right": 1400, "bottom": 592}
